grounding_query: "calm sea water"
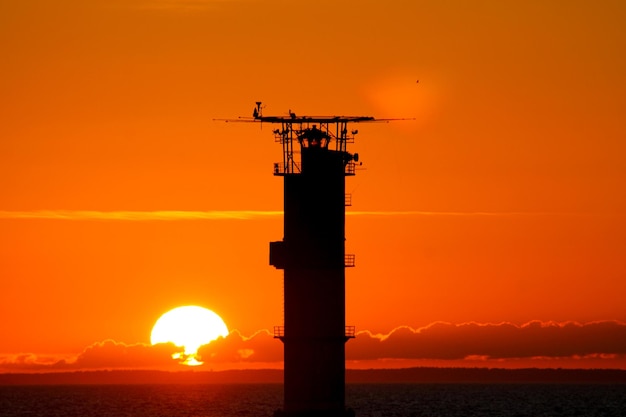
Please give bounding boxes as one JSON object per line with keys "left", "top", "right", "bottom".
{"left": 2, "top": 383, "right": 625, "bottom": 417}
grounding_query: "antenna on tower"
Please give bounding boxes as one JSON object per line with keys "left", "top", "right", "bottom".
{"left": 219, "top": 103, "right": 413, "bottom": 417}
{"left": 253, "top": 101, "right": 264, "bottom": 119}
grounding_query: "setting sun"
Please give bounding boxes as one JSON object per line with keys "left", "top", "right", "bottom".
{"left": 151, "top": 306, "right": 229, "bottom": 366}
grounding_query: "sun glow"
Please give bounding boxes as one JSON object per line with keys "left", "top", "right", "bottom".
{"left": 151, "top": 306, "right": 229, "bottom": 366}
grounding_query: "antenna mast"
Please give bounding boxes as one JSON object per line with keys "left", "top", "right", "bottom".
{"left": 222, "top": 103, "right": 406, "bottom": 417}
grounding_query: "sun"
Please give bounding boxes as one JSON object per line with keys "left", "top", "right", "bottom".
{"left": 151, "top": 305, "right": 229, "bottom": 366}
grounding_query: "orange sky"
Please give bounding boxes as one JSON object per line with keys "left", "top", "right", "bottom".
{"left": 2, "top": 0, "right": 626, "bottom": 372}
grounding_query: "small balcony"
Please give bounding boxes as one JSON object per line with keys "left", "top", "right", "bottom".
{"left": 273, "top": 162, "right": 301, "bottom": 176}
{"left": 273, "top": 326, "right": 357, "bottom": 339}
{"left": 345, "top": 193, "right": 352, "bottom": 207}
{"left": 345, "top": 326, "right": 356, "bottom": 338}
{"left": 274, "top": 325, "right": 285, "bottom": 338}
{"left": 345, "top": 162, "right": 356, "bottom": 176}
{"left": 345, "top": 254, "right": 356, "bottom": 267}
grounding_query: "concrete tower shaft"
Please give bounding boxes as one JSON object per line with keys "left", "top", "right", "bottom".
{"left": 218, "top": 103, "right": 400, "bottom": 417}
{"left": 264, "top": 116, "right": 367, "bottom": 417}
{"left": 218, "top": 104, "right": 408, "bottom": 417}
{"left": 273, "top": 146, "right": 350, "bottom": 415}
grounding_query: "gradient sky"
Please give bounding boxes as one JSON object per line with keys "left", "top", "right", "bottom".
{"left": 2, "top": 0, "right": 626, "bottom": 372}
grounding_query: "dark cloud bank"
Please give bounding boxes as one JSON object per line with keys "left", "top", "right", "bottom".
{"left": 2, "top": 321, "right": 626, "bottom": 372}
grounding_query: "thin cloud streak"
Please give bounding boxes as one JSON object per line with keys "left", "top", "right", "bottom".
{"left": 348, "top": 211, "right": 606, "bottom": 217}
{"left": 134, "top": 0, "right": 242, "bottom": 11}
{"left": 0, "top": 210, "right": 283, "bottom": 221}
{"left": 0, "top": 210, "right": 608, "bottom": 221}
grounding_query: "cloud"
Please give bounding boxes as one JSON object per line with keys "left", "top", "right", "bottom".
{"left": 0, "top": 210, "right": 600, "bottom": 221}
{"left": 134, "top": 0, "right": 240, "bottom": 11}
{"left": 0, "top": 332, "right": 283, "bottom": 372}
{"left": 347, "top": 211, "right": 597, "bottom": 217}
{"left": 0, "top": 340, "right": 182, "bottom": 372}
{"left": 3, "top": 321, "right": 626, "bottom": 372}
{"left": 348, "top": 321, "right": 626, "bottom": 360}
{"left": 0, "top": 210, "right": 282, "bottom": 221}
{"left": 197, "top": 329, "right": 282, "bottom": 363}
{"left": 73, "top": 340, "right": 185, "bottom": 369}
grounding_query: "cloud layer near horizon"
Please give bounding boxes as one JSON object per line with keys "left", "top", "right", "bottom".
{"left": 350, "top": 321, "right": 626, "bottom": 360}
{"left": 0, "top": 341, "right": 182, "bottom": 372}
{"left": 2, "top": 321, "right": 626, "bottom": 372}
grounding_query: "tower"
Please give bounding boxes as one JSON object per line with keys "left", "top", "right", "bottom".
{"left": 223, "top": 103, "right": 392, "bottom": 416}
{"left": 252, "top": 104, "right": 376, "bottom": 417}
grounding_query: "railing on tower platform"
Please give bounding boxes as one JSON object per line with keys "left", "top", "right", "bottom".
{"left": 345, "top": 326, "right": 356, "bottom": 338}
{"left": 345, "top": 193, "right": 352, "bottom": 207}
{"left": 273, "top": 162, "right": 301, "bottom": 176}
{"left": 274, "top": 325, "right": 285, "bottom": 338}
{"left": 345, "top": 254, "right": 356, "bottom": 267}
{"left": 273, "top": 325, "right": 357, "bottom": 339}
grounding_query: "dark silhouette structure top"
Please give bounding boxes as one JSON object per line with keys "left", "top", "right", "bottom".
{"left": 222, "top": 102, "right": 403, "bottom": 417}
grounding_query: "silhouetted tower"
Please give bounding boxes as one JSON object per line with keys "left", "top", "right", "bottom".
{"left": 246, "top": 103, "right": 379, "bottom": 417}
{"left": 223, "top": 103, "right": 395, "bottom": 417}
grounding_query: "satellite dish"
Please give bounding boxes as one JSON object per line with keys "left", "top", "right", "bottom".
{"left": 353, "top": 153, "right": 359, "bottom": 162}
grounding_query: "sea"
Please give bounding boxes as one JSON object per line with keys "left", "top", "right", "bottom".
{"left": 2, "top": 383, "right": 626, "bottom": 417}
